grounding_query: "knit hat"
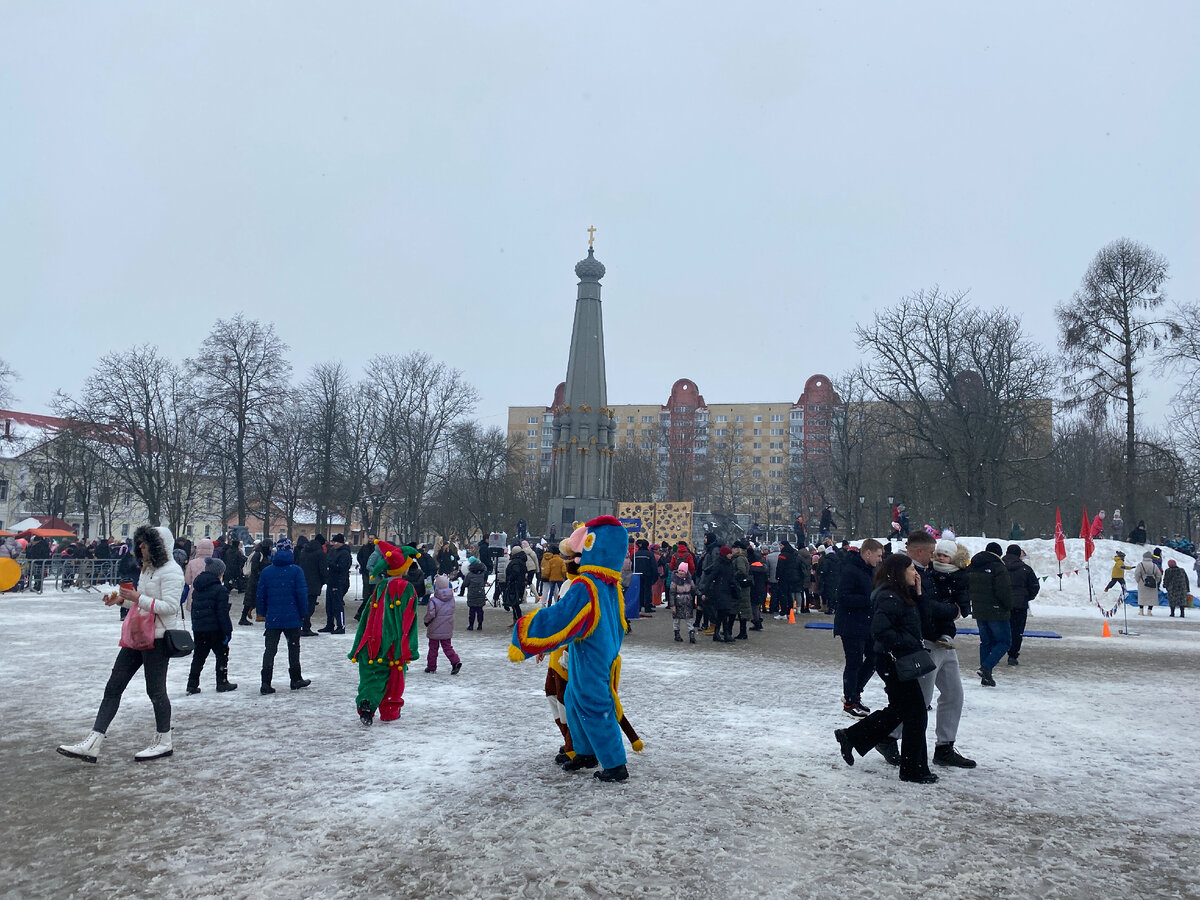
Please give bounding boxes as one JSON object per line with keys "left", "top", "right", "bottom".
{"left": 718, "top": 546, "right": 732, "bottom": 558}
{"left": 1115, "top": 550, "right": 1125, "bottom": 558}
{"left": 677, "top": 563, "right": 689, "bottom": 576}
{"left": 1143, "top": 551, "right": 1153, "bottom": 560}
{"left": 276, "top": 538, "right": 293, "bottom": 553}
{"left": 1168, "top": 559, "right": 1177, "bottom": 568}
{"left": 1006, "top": 544, "right": 1023, "bottom": 557}
{"left": 934, "top": 539, "right": 957, "bottom": 557}
{"left": 205, "top": 557, "right": 226, "bottom": 576}
{"left": 434, "top": 574, "right": 450, "bottom": 589}
{"left": 331, "top": 533, "right": 344, "bottom": 543}
{"left": 985, "top": 541, "right": 1003, "bottom": 556}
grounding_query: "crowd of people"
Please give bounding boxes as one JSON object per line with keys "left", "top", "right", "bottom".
{"left": 47, "top": 515, "right": 1196, "bottom": 782}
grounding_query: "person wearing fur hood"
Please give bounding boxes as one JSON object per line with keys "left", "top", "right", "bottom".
{"left": 58, "top": 525, "right": 185, "bottom": 764}
{"left": 423, "top": 574, "right": 462, "bottom": 674}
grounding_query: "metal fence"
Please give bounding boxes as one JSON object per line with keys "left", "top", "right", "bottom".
{"left": 7, "top": 560, "right": 121, "bottom": 593}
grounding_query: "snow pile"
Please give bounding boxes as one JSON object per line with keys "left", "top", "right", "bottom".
{"left": 852, "top": 535, "right": 1196, "bottom": 609}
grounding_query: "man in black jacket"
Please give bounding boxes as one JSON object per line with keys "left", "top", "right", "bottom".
{"left": 321, "top": 534, "right": 353, "bottom": 634}
{"left": 297, "top": 534, "right": 328, "bottom": 636}
{"left": 1002, "top": 544, "right": 1040, "bottom": 666}
{"left": 834, "top": 540, "right": 883, "bottom": 718}
{"left": 632, "top": 539, "right": 657, "bottom": 615}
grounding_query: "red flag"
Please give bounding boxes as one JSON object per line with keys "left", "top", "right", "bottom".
{"left": 1081, "top": 505, "right": 1094, "bottom": 562}
{"left": 1054, "top": 508, "right": 1066, "bottom": 561}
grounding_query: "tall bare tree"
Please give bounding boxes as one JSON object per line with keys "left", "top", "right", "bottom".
{"left": 298, "top": 362, "right": 351, "bottom": 532}
{"left": 189, "top": 315, "right": 291, "bottom": 526}
{"left": 56, "top": 346, "right": 199, "bottom": 529}
{"left": 370, "top": 352, "right": 478, "bottom": 539}
{"left": 435, "top": 423, "right": 520, "bottom": 535}
{"left": 857, "top": 288, "right": 1055, "bottom": 534}
{"left": 611, "top": 446, "right": 661, "bottom": 502}
{"left": 1056, "top": 238, "right": 1177, "bottom": 527}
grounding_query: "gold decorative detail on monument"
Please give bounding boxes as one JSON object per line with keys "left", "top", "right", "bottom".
{"left": 577, "top": 403, "right": 593, "bottom": 414}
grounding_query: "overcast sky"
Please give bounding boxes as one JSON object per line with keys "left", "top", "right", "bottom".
{"left": 3, "top": 3, "right": 1197, "bottom": 429}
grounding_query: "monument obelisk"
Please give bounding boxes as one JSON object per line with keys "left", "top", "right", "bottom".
{"left": 547, "top": 228, "right": 617, "bottom": 530}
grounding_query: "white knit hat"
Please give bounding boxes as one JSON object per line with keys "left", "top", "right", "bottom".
{"left": 934, "top": 539, "right": 957, "bottom": 557}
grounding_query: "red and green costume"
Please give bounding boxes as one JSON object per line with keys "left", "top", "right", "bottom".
{"left": 349, "top": 541, "right": 420, "bottom": 722}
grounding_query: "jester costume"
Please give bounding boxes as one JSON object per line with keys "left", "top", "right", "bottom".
{"left": 349, "top": 541, "right": 420, "bottom": 725}
{"left": 510, "top": 515, "right": 633, "bottom": 782}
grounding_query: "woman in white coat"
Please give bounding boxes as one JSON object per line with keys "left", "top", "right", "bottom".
{"left": 58, "top": 525, "right": 185, "bottom": 763}
{"left": 1133, "top": 551, "right": 1162, "bottom": 616}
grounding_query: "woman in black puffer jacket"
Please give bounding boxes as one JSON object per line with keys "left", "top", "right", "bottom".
{"left": 239, "top": 539, "right": 272, "bottom": 625}
{"left": 187, "top": 558, "right": 237, "bottom": 693}
{"left": 834, "top": 553, "right": 936, "bottom": 784}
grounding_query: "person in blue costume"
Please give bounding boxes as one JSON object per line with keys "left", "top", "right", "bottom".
{"left": 509, "top": 515, "right": 632, "bottom": 783}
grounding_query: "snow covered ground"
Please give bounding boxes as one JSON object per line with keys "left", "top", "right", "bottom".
{"left": 2, "top": 578, "right": 1198, "bottom": 899}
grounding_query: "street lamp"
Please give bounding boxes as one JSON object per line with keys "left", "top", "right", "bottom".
{"left": 858, "top": 496, "right": 865, "bottom": 537}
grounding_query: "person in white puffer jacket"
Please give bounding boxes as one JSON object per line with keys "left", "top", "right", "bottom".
{"left": 58, "top": 524, "right": 185, "bottom": 764}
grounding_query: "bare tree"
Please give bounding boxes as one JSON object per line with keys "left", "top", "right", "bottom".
{"left": 0, "top": 357, "right": 16, "bottom": 407}
{"left": 435, "top": 423, "right": 520, "bottom": 536}
{"left": 857, "top": 288, "right": 1056, "bottom": 534}
{"left": 611, "top": 446, "right": 661, "bottom": 502}
{"left": 298, "top": 362, "right": 351, "bottom": 532}
{"left": 370, "top": 352, "right": 478, "bottom": 539}
{"left": 1056, "top": 238, "right": 1177, "bottom": 527}
{"left": 56, "top": 346, "right": 199, "bottom": 528}
{"left": 189, "top": 315, "right": 291, "bottom": 526}
{"left": 267, "top": 405, "right": 307, "bottom": 540}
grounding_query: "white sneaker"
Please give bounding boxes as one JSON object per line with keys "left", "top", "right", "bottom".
{"left": 134, "top": 731, "right": 173, "bottom": 761}
{"left": 57, "top": 731, "right": 104, "bottom": 763}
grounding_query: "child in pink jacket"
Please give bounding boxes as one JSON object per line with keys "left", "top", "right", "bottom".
{"left": 424, "top": 574, "right": 462, "bottom": 674}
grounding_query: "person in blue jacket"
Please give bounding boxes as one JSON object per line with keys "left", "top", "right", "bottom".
{"left": 508, "top": 515, "right": 632, "bottom": 783}
{"left": 256, "top": 539, "right": 311, "bottom": 693}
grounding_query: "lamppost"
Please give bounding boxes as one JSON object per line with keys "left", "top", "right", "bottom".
{"left": 1167, "top": 495, "right": 1176, "bottom": 540}
{"left": 858, "top": 496, "right": 865, "bottom": 537}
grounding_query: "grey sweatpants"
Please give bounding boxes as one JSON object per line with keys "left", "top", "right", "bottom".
{"left": 890, "top": 642, "right": 962, "bottom": 747}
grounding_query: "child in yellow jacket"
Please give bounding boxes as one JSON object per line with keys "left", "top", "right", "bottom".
{"left": 1104, "top": 551, "right": 1133, "bottom": 593}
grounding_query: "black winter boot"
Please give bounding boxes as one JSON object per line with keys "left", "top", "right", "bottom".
{"left": 689, "top": 630, "right": 696, "bottom": 644}
{"left": 594, "top": 764, "right": 629, "bottom": 783}
{"left": 561, "top": 754, "right": 598, "bottom": 771}
{"left": 736, "top": 618, "right": 748, "bottom": 640}
{"left": 933, "top": 742, "right": 977, "bottom": 768}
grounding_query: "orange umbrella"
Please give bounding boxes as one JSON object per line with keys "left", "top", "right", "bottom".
{"left": 20, "top": 528, "right": 77, "bottom": 538}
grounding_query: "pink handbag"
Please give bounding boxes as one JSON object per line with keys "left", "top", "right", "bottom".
{"left": 119, "top": 598, "right": 156, "bottom": 650}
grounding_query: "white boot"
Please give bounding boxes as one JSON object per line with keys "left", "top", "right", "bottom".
{"left": 57, "top": 731, "right": 104, "bottom": 763}
{"left": 134, "top": 731, "right": 173, "bottom": 761}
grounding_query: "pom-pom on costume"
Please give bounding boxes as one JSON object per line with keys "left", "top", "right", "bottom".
{"left": 349, "top": 541, "right": 420, "bottom": 725}
{"left": 510, "top": 515, "right": 634, "bottom": 780}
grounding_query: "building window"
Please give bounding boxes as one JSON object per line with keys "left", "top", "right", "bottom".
{"left": 771, "top": 414, "right": 784, "bottom": 422}
{"left": 121, "top": 523, "right": 130, "bottom": 536}
{"left": 527, "top": 416, "right": 539, "bottom": 424}
{"left": 627, "top": 416, "right": 635, "bottom": 423}
{"left": 716, "top": 442, "right": 727, "bottom": 450}
{"left": 626, "top": 442, "right": 634, "bottom": 449}
{"left": 753, "top": 470, "right": 761, "bottom": 479}
{"left": 754, "top": 415, "right": 763, "bottom": 422}
{"left": 124, "top": 491, "right": 132, "bottom": 505}
{"left": 714, "top": 428, "right": 727, "bottom": 436}
{"left": 734, "top": 455, "right": 744, "bottom": 463}
{"left": 527, "top": 441, "right": 538, "bottom": 449}
{"left": 753, "top": 442, "right": 762, "bottom": 449}
{"left": 255, "top": 532, "right": 263, "bottom": 541}
{"left": 770, "top": 456, "right": 784, "bottom": 464}
{"left": 714, "top": 415, "right": 727, "bottom": 423}
{"left": 641, "top": 442, "right": 651, "bottom": 450}
{"left": 527, "top": 429, "right": 538, "bottom": 437}
{"left": 0, "top": 479, "right": 6, "bottom": 501}
{"left": 769, "top": 470, "right": 781, "bottom": 478}
{"left": 734, "top": 470, "right": 743, "bottom": 478}
{"left": 752, "top": 428, "right": 761, "bottom": 435}
{"left": 186, "top": 524, "right": 194, "bottom": 535}
{"left": 641, "top": 415, "right": 654, "bottom": 423}
{"left": 734, "top": 415, "right": 744, "bottom": 422}
{"left": 204, "top": 524, "right": 211, "bottom": 538}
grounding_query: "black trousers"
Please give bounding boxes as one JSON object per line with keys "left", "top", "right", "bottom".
{"left": 840, "top": 635, "right": 875, "bottom": 702}
{"left": 1008, "top": 607, "right": 1029, "bottom": 660}
{"left": 326, "top": 587, "right": 345, "bottom": 630}
{"left": 262, "top": 628, "right": 301, "bottom": 685}
{"left": 188, "top": 630, "right": 231, "bottom": 688}
{"left": 94, "top": 639, "right": 172, "bottom": 734}
{"left": 843, "top": 652, "right": 929, "bottom": 776}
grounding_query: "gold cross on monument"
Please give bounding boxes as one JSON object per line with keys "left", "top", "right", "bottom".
{"left": 587, "top": 225, "right": 596, "bottom": 247}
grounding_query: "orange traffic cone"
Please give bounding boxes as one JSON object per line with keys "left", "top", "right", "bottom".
{"left": 788, "top": 607, "right": 796, "bottom": 624}
{"left": 1101, "top": 620, "right": 1112, "bottom": 638}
